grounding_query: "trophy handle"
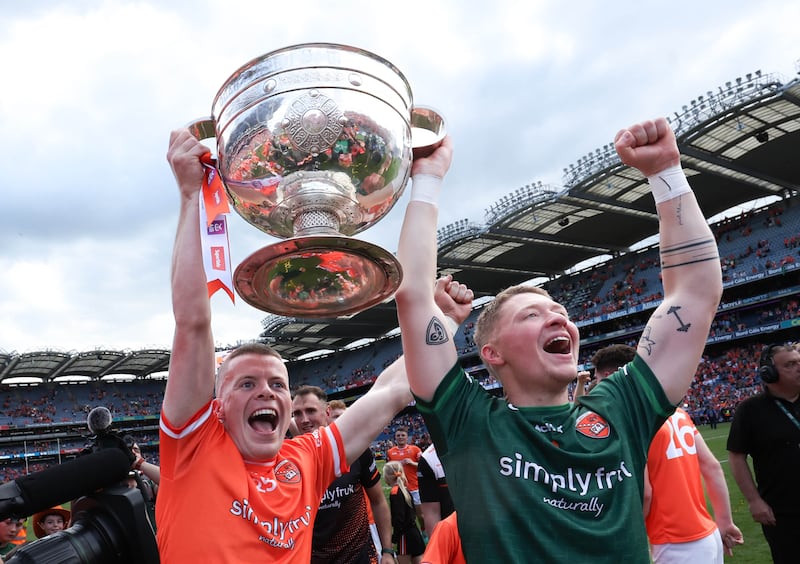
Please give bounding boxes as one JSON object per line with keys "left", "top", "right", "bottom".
{"left": 410, "top": 106, "right": 446, "bottom": 159}
{"left": 185, "top": 117, "right": 217, "bottom": 142}
{"left": 185, "top": 118, "right": 220, "bottom": 166}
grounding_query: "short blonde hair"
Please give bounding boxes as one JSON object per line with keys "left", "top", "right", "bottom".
{"left": 473, "top": 285, "right": 552, "bottom": 351}
{"left": 327, "top": 399, "right": 347, "bottom": 411}
{"left": 215, "top": 343, "right": 284, "bottom": 397}
{"left": 473, "top": 285, "right": 552, "bottom": 379}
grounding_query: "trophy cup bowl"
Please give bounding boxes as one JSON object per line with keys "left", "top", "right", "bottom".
{"left": 188, "top": 43, "right": 445, "bottom": 317}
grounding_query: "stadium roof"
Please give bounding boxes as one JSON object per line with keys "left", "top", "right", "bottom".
{"left": 0, "top": 349, "right": 170, "bottom": 385}
{"left": 3, "top": 68, "right": 800, "bottom": 380}
{"left": 258, "top": 70, "right": 800, "bottom": 360}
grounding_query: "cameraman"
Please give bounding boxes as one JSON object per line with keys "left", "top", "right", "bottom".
{"left": 130, "top": 441, "right": 158, "bottom": 531}
{"left": 131, "top": 442, "right": 160, "bottom": 486}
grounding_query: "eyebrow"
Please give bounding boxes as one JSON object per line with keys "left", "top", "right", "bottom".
{"left": 520, "top": 303, "right": 569, "bottom": 317}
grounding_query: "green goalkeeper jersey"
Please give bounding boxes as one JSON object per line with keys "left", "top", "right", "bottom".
{"left": 415, "top": 354, "right": 674, "bottom": 563}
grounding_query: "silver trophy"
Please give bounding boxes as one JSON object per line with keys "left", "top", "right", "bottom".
{"left": 188, "top": 43, "right": 445, "bottom": 317}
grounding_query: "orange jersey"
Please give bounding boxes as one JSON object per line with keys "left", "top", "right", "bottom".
{"left": 387, "top": 444, "right": 422, "bottom": 491}
{"left": 645, "top": 408, "right": 717, "bottom": 544}
{"left": 421, "top": 512, "right": 466, "bottom": 564}
{"left": 157, "top": 402, "right": 347, "bottom": 563}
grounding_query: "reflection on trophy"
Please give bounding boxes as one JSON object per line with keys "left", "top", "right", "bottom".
{"left": 189, "top": 43, "right": 445, "bottom": 317}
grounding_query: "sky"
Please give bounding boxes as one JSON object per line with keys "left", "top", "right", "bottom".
{"left": 1, "top": 0, "right": 798, "bottom": 354}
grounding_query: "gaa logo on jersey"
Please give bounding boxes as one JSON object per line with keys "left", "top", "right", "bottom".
{"left": 575, "top": 411, "right": 610, "bottom": 439}
{"left": 275, "top": 459, "right": 302, "bottom": 484}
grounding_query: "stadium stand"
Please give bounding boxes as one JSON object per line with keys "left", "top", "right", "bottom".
{"left": 2, "top": 63, "right": 800, "bottom": 478}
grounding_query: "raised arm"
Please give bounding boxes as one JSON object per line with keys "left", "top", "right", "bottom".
{"left": 334, "top": 356, "right": 412, "bottom": 465}
{"left": 615, "top": 118, "right": 722, "bottom": 404}
{"left": 162, "top": 129, "right": 217, "bottom": 427}
{"left": 572, "top": 371, "right": 592, "bottom": 400}
{"left": 696, "top": 434, "right": 743, "bottom": 554}
{"left": 335, "top": 273, "right": 470, "bottom": 462}
{"left": 394, "top": 137, "right": 457, "bottom": 401}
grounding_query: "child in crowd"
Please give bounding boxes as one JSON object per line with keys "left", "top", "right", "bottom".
{"left": 33, "top": 505, "right": 70, "bottom": 539}
{"left": 383, "top": 461, "right": 425, "bottom": 564}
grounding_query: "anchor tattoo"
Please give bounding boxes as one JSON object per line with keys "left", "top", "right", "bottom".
{"left": 668, "top": 306, "right": 691, "bottom": 332}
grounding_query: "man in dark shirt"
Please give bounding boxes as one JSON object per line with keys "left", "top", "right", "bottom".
{"left": 727, "top": 343, "right": 800, "bottom": 564}
{"left": 293, "top": 386, "right": 396, "bottom": 563}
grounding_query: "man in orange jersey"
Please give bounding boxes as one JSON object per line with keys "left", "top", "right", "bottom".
{"left": 159, "top": 129, "right": 412, "bottom": 563}
{"left": 591, "top": 343, "right": 743, "bottom": 563}
{"left": 645, "top": 406, "right": 743, "bottom": 562}
{"left": 386, "top": 427, "right": 423, "bottom": 527}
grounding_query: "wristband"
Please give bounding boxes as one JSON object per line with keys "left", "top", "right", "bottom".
{"left": 410, "top": 174, "right": 442, "bottom": 206}
{"left": 134, "top": 458, "right": 144, "bottom": 471}
{"left": 647, "top": 164, "right": 692, "bottom": 204}
{"left": 381, "top": 547, "right": 398, "bottom": 557}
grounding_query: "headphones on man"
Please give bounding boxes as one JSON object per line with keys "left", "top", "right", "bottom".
{"left": 759, "top": 343, "right": 781, "bottom": 384}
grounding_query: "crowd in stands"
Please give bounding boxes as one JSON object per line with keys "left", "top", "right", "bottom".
{"left": 0, "top": 337, "right": 783, "bottom": 482}
{"left": 0, "top": 434, "right": 160, "bottom": 483}
{"left": 0, "top": 381, "right": 164, "bottom": 428}
{"left": 548, "top": 201, "right": 800, "bottom": 321}
{"left": 3, "top": 199, "right": 800, "bottom": 487}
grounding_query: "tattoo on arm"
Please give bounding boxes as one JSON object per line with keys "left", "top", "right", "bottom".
{"left": 660, "top": 237, "right": 719, "bottom": 270}
{"left": 425, "top": 317, "right": 450, "bottom": 345}
{"left": 640, "top": 326, "right": 656, "bottom": 356}
{"left": 640, "top": 303, "right": 692, "bottom": 357}
{"left": 667, "top": 305, "right": 691, "bottom": 332}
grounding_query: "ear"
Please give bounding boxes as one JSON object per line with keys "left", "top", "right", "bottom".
{"left": 481, "top": 343, "right": 504, "bottom": 368}
{"left": 212, "top": 398, "right": 224, "bottom": 422}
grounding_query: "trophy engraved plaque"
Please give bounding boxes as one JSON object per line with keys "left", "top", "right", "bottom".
{"left": 188, "top": 43, "right": 444, "bottom": 317}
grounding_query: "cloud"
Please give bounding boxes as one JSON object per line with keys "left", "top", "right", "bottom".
{"left": 1, "top": 0, "right": 799, "bottom": 353}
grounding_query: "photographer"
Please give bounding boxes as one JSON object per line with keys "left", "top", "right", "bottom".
{"left": 130, "top": 441, "right": 158, "bottom": 532}
{"left": 1, "top": 407, "right": 160, "bottom": 563}
{"left": 131, "top": 443, "right": 160, "bottom": 486}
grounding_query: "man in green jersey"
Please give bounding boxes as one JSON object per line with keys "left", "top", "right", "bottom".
{"left": 394, "top": 118, "right": 722, "bottom": 563}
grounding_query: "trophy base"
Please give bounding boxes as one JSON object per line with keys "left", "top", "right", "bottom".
{"left": 234, "top": 236, "right": 402, "bottom": 317}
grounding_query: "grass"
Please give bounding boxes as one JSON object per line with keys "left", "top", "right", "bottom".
{"left": 378, "top": 423, "right": 771, "bottom": 561}
{"left": 700, "top": 422, "right": 772, "bottom": 563}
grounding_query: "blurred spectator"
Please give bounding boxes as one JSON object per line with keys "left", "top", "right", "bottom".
{"left": 32, "top": 505, "right": 70, "bottom": 539}
{"left": 387, "top": 427, "right": 423, "bottom": 531}
{"left": 0, "top": 518, "right": 24, "bottom": 559}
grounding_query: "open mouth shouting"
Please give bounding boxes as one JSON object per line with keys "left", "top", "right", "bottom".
{"left": 544, "top": 335, "right": 572, "bottom": 355}
{"left": 249, "top": 408, "right": 278, "bottom": 434}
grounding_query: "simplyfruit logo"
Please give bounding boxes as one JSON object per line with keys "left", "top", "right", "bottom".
{"left": 576, "top": 411, "right": 610, "bottom": 439}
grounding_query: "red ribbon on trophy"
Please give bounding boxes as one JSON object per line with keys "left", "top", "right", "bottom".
{"left": 199, "top": 156, "right": 235, "bottom": 303}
